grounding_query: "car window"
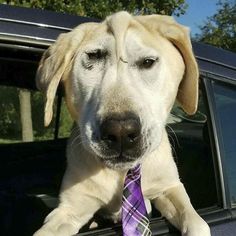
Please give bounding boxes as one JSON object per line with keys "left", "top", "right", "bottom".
{"left": 167, "top": 86, "right": 218, "bottom": 210}
{"left": 0, "top": 45, "right": 73, "bottom": 143}
{"left": 0, "top": 85, "right": 56, "bottom": 143}
{"left": 211, "top": 80, "right": 236, "bottom": 207}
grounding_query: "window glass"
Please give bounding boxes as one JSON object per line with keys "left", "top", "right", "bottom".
{"left": 0, "top": 47, "right": 58, "bottom": 143}
{"left": 212, "top": 81, "right": 236, "bottom": 207}
{"left": 0, "top": 85, "right": 56, "bottom": 143}
{"left": 167, "top": 89, "right": 217, "bottom": 209}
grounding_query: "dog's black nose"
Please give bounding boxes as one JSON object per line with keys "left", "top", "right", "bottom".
{"left": 100, "top": 115, "right": 141, "bottom": 152}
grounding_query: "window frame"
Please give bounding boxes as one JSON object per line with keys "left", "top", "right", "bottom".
{"left": 204, "top": 74, "right": 236, "bottom": 210}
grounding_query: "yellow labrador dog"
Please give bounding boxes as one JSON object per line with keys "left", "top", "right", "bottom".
{"left": 34, "top": 12, "right": 210, "bottom": 236}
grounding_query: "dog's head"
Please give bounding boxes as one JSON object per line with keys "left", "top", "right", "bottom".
{"left": 37, "top": 12, "right": 198, "bottom": 169}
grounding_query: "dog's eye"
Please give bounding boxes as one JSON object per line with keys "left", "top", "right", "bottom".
{"left": 86, "top": 50, "right": 105, "bottom": 60}
{"left": 140, "top": 58, "right": 158, "bottom": 69}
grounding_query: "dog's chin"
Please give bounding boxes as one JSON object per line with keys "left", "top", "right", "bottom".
{"left": 101, "top": 155, "right": 141, "bottom": 170}
{"left": 87, "top": 143, "right": 142, "bottom": 170}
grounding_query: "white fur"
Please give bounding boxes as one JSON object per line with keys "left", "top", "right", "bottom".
{"left": 34, "top": 12, "right": 210, "bottom": 236}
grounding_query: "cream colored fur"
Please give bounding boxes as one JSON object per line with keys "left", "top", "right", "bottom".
{"left": 34, "top": 12, "right": 210, "bottom": 236}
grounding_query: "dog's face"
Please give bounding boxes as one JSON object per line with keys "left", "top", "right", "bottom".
{"left": 72, "top": 25, "right": 185, "bottom": 169}
{"left": 36, "top": 12, "right": 199, "bottom": 169}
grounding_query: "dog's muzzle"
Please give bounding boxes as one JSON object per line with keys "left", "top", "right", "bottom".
{"left": 96, "top": 113, "right": 143, "bottom": 163}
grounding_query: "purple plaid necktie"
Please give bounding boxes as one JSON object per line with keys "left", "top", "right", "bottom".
{"left": 122, "top": 164, "right": 152, "bottom": 236}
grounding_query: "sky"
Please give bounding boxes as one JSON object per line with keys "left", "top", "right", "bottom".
{"left": 175, "top": 0, "right": 219, "bottom": 37}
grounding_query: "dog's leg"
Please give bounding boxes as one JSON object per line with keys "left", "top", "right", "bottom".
{"left": 152, "top": 183, "right": 210, "bottom": 236}
{"left": 33, "top": 196, "right": 101, "bottom": 236}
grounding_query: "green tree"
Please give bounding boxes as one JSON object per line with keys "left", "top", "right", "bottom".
{"left": 1, "top": 0, "right": 187, "bottom": 18}
{"left": 196, "top": 0, "right": 236, "bottom": 52}
{"left": 0, "top": 86, "right": 21, "bottom": 141}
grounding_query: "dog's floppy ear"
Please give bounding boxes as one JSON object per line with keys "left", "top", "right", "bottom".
{"left": 136, "top": 15, "right": 199, "bottom": 115}
{"left": 36, "top": 23, "right": 97, "bottom": 126}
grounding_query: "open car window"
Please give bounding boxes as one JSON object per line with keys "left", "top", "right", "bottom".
{"left": 0, "top": 45, "right": 73, "bottom": 144}
{"left": 167, "top": 85, "right": 218, "bottom": 210}
{"left": 0, "top": 86, "right": 56, "bottom": 143}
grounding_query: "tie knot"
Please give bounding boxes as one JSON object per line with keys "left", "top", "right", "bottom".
{"left": 127, "top": 164, "right": 141, "bottom": 180}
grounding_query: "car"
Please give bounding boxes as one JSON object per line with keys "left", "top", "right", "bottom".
{"left": 0, "top": 4, "right": 236, "bottom": 236}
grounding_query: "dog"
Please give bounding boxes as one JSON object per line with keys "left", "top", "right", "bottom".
{"left": 34, "top": 11, "right": 211, "bottom": 236}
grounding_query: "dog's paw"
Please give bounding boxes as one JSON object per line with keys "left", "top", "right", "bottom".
{"left": 183, "top": 223, "right": 210, "bottom": 236}
{"left": 182, "top": 213, "right": 211, "bottom": 236}
{"left": 33, "top": 227, "right": 55, "bottom": 236}
{"left": 33, "top": 223, "right": 78, "bottom": 236}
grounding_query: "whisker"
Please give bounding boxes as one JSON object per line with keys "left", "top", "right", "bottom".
{"left": 166, "top": 125, "right": 180, "bottom": 161}
{"left": 166, "top": 125, "right": 180, "bottom": 148}
{"left": 69, "top": 130, "right": 86, "bottom": 148}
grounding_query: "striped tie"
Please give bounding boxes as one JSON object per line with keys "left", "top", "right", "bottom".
{"left": 122, "top": 164, "right": 152, "bottom": 236}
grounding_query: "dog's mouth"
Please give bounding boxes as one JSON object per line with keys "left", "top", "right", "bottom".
{"left": 90, "top": 144, "right": 143, "bottom": 169}
{"left": 89, "top": 136, "right": 146, "bottom": 168}
{"left": 102, "top": 152, "right": 140, "bottom": 163}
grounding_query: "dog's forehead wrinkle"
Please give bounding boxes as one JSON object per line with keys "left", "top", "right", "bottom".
{"left": 82, "top": 33, "right": 113, "bottom": 52}
{"left": 80, "top": 15, "right": 160, "bottom": 66}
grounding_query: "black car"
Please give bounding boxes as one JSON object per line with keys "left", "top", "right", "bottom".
{"left": 0, "top": 4, "right": 236, "bottom": 236}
